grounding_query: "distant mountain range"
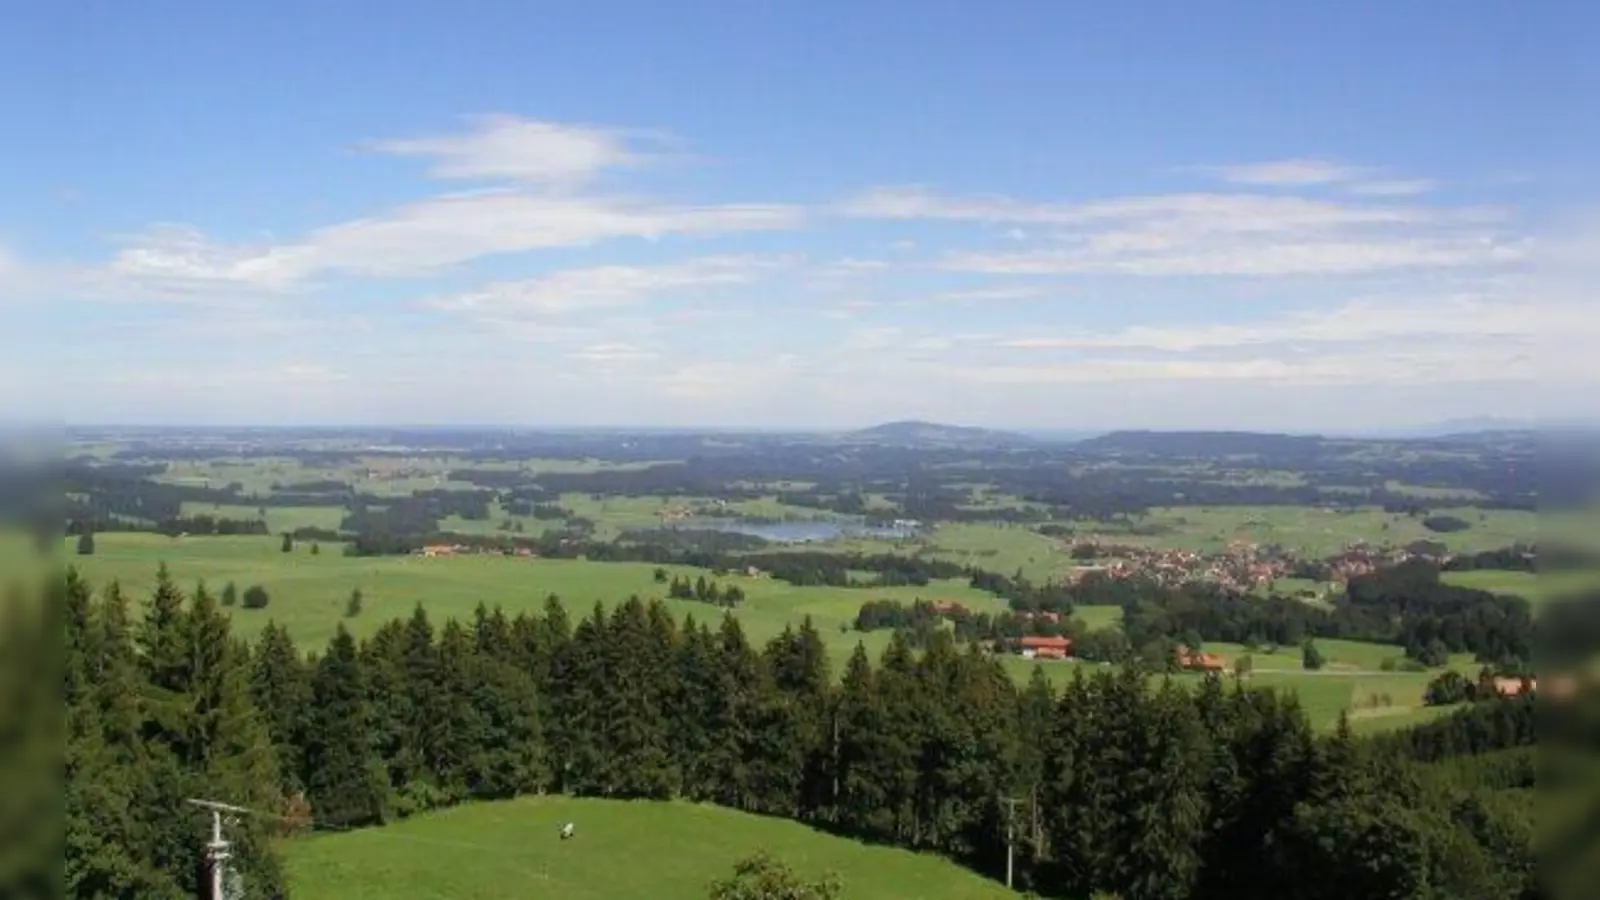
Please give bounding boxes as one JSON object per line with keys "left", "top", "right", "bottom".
{"left": 842, "top": 420, "right": 1037, "bottom": 448}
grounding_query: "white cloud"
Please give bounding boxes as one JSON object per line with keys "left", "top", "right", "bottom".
{"left": 842, "top": 186, "right": 1517, "bottom": 277}
{"left": 567, "top": 341, "right": 658, "bottom": 363}
{"left": 947, "top": 236, "right": 1525, "bottom": 277}
{"left": 429, "top": 255, "right": 786, "bottom": 317}
{"left": 1198, "top": 158, "right": 1371, "bottom": 186}
{"left": 996, "top": 293, "right": 1573, "bottom": 353}
{"left": 90, "top": 195, "right": 800, "bottom": 293}
{"left": 366, "top": 115, "right": 654, "bottom": 189}
{"left": 1347, "top": 179, "right": 1438, "bottom": 197}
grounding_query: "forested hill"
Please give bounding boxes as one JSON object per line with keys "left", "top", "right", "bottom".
{"left": 1073, "top": 430, "right": 1330, "bottom": 460}
{"left": 842, "top": 420, "right": 1033, "bottom": 448}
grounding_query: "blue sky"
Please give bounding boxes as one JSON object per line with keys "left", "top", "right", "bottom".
{"left": 4, "top": 1, "right": 1594, "bottom": 429}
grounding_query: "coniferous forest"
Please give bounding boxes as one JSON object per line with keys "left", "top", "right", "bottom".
{"left": 61, "top": 565, "right": 1545, "bottom": 900}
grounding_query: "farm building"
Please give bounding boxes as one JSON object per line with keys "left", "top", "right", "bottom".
{"left": 1018, "top": 635, "right": 1073, "bottom": 660}
{"left": 1175, "top": 645, "right": 1226, "bottom": 672}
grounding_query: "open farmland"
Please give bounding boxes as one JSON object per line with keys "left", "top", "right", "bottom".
{"left": 1442, "top": 568, "right": 1600, "bottom": 610}
{"left": 285, "top": 797, "right": 1016, "bottom": 900}
{"left": 1072, "top": 505, "right": 1537, "bottom": 556}
{"left": 54, "top": 532, "right": 1006, "bottom": 661}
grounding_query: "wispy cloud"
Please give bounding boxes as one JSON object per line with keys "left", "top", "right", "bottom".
{"left": 1347, "top": 179, "right": 1438, "bottom": 197}
{"left": 365, "top": 115, "right": 663, "bottom": 189}
{"left": 845, "top": 186, "right": 1516, "bottom": 277}
{"left": 81, "top": 118, "right": 801, "bottom": 296}
{"left": 1196, "top": 158, "right": 1371, "bottom": 186}
{"left": 429, "top": 255, "right": 787, "bottom": 318}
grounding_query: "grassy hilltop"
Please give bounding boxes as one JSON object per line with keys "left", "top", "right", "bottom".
{"left": 285, "top": 797, "right": 1015, "bottom": 900}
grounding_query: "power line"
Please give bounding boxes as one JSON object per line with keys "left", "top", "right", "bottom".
{"left": 198, "top": 798, "right": 559, "bottom": 887}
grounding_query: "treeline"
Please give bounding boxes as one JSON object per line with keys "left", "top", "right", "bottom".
{"left": 66, "top": 514, "right": 270, "bottom": 537}
{"left": 62, "top": 568, "right": 1542, "bottom": 899}
{"left": 339, "top": 489, "right": 495, "bottom": 535}
{"left": 1116, "top": 561, "right": 1533, "bottom": 667}
{"left": 662, "top": 572, "right": 746, "bottom": 607}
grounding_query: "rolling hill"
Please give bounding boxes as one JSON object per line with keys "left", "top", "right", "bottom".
{"left": 843, "top": 420, "right": 1033, "bottom": 448}
{"left": 284, "top": 797, "right": 1016, "bottom": 900}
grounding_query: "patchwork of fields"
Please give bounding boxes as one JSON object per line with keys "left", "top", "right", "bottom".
{"left": 45, "top": 530, "right": 1507, "bottom": 732}
{"left": 55, "top": 533, "right": 1005, "bottom": 660}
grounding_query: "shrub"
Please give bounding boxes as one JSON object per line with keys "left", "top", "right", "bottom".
{"left": 76, "top": 532, "right": 95, "bottom": 555}
{"left": 1422, "top": 514, "right": 1472, "bottom": 533}
{"left": 221, "top": 582, "right": 238, "bottom": 607}
{"left": 242, "top": 585, "right": 271, "bottom": 610}
{"left": 345, "top": 588, "right": 363, "bottom": 618}
{"left": 1302, "top": 639, "right": 1325, "bottom": 671}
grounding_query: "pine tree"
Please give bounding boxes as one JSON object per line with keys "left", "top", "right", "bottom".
{"left": 1016, "top": 666, "right": 1055, "bottom": 864}
{"left": 674, "top": 617, "right": 722, "bottom": 800}
{"left": 432, "top": 620, "right": 482, "bottom": 800}
{"left": 401, "top": 605, "right": 447, "bottom": 799}
{"left": 220, "top": 581, "right": 238, "bottom": 608}
{"left": 67, "top": 580, "right": 181, "bottom": 898}
{"left": 702, "top": 614, "right": 761, "bottom": 810}
{"left": 76, "top": 530, "right": 96, "bottom": 555}
{"left": 598, "top": 597, "right": 677, "bottom": 797}
{"left": 305, "top": 625, "right": 387, "bottom": 828}
{"left": 834, "top": 642, "right": 886, "bottom": 836}
{"left": 251, "top": 622, "right": 311, "bottom": 789}
{"left": 181, "top": 583, "right": 288, "bottom": 896}
{"left": 280, "top": 533, "right": 293, "bottom": 553}
{"left": 561, "top": 603, "right": 612, "bottom": 794}
{"left": 345, "top": 588, "right": 363, "bottom": 618}
{"left": 359, "top": 619, "right": 413, "bottom": 797}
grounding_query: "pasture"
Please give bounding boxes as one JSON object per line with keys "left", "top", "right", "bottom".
{"left": 1074, "top": 505, "right": 1536, "bottom": 556}
{"left": 284, "top": 796, "right": 1015, "bottom": 900}
{"left": 179, "top": 502, "right": 347, "bottom": 534}
{"left": 56, "top": 533, "right": 1005, "bottom": 663}
{"left": 1442, "top": 568, "right": 1599, "bottom": 610}
{"left": 47, "top": 532, "right": 1483, "bottom": 733}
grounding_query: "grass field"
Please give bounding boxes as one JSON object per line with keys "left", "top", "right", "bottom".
{"left": 179, "top": 502, "right": 347, "bottom": 534}
{"left": 55, "top": 533, "right": 1006, "bottom": 665}
{"left": 39, "top": 531, "right": 1484, "bottom": 732}
{"left": 1442, "top": 569, "right": 1600, "bottom": 609}
{"left": 284, "top": 797, "right": 1015, "bottom": 900}
{"left": 1076, "top": 505, "right": 1536, "bottom": 556}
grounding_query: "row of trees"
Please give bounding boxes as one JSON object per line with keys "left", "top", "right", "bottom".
{"left": 64, "top": 566, "right": 1540, "bottom": 899}
{"left": 661, "top": 572, "right": 747, "bottom": 607}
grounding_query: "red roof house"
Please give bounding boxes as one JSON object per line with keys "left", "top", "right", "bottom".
{"left": 1019, "top": 635, "right": 1074, "bottom": 660}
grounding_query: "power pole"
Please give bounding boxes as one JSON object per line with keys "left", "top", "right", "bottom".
{"left": 1001, "top": 795, "right": 1022, "bottom": 890}
{"left": 188, "top": 798, "right": 248, "bottom": 900}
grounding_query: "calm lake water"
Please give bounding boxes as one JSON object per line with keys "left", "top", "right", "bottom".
{"left": 666, "top": 518, "right": 920, "bottom": 543}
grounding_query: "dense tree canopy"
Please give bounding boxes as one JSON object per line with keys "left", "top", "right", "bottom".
{"left": 59, "top": 566, "right": 1544, "bottom": 900}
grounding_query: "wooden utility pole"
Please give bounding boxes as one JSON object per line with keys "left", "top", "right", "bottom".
{"left": 1001, "top": 795, "right": 1023, "bottom": 890}
{"left": 187, "top": 799, "right": 248, "bottom": 900}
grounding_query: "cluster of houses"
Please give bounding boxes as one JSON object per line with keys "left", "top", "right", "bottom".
{"left": 1013, "top": 635, "right": 1226, "bottom": 672}
{"left": 1067, "top": 539, "right": 1295, "bottom": 593}
{"left": 414, "top": 543, "right": 535, "bottom": 558}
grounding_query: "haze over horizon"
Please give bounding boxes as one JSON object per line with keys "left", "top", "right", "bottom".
{"left": 7, "top": 2, "right": 1596, "bottom": 430}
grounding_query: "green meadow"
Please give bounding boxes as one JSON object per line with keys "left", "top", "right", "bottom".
{"left": 41, "top": 529, "right": 1511, "bottom": 733}
{"left": 1073, "top": 505, "right": 1536, "bottom": 556}
{"left": 1442, "top": 568, "right": 1599, "bottom": 609}
{"left": 284, "top": 797, "right": 1015, "bottom": 900}
{"left": 55, "top": 533, "right": 1005, "bottom": 663}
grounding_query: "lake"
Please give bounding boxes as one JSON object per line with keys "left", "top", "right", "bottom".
{"left": 664, "top": 518, "right": 921, "bottom": 544}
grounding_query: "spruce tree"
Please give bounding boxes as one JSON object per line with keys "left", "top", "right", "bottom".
{"left": 251, "top": 622, "right": 311, "bottom": 789}
{"left": 599, "top": 597, "right": 677, "bottom": 797}
{"left": 220, "top": 581, "right": 238, "bottom": 608}
{"left": 834, "top": 642, "right": 887, "bottom": 837}
{"left": 674, "top": 617, "right": 722, "bottom": 800}
{"left": 305, "top": 626, "right": 387, "bottom": 828}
